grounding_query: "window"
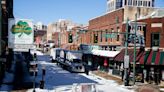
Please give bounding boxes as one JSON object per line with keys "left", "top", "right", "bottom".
{"left": 133, "top": 0, "right": 136, "bottom": 6}
{"left": 94, "top": 31, "right": 98, "bottom": 43}
{"left": 117, "top": 27, "right": 120, "bottom": 41}
{"left": 136, "top": 0, "right": 138, "bottom": 6}
{"left": 143, "top": 1, "right": 145, "bottom": 6}
{"left": 141, "top": 1, "right": 143, "bottom": 6}
{"left": 116, "top": 0, "right": 123, "bottom": 9}
{"left": 128, "top": 0, "right": 132, "bottom": 5}
{"left": 125, "top": 0, "right": 127, "bottom": 5}
{"left": 100, "top": 31, "right": 103, "bottom": 42}
{"left": 105, "top": 29, "right": 108, "bottom": 42}
{"left": 111, "top": 28, "right": 114, "bottom": 42}
{"left": 145, "top": 1, "right": 147, "bottom": 6}
{"left": 148, "top": 1, "right": 151, "bottom": 7}
{"left": 151, "top": 33, "right": 160, "bottom": 47}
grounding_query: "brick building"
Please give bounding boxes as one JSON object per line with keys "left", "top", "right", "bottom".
{"left": 88, "top": 6, "right": 159, "bottom": 50}
{"left": 138, "top": 16, "right": 164, "bottom": 49}
{"left": 86, "top": 0, "right": 164, "bottom": 84}
{"left": 34, "top": 30, "right": 47, "bottom": 48}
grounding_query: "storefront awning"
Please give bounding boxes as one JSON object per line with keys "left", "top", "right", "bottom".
{"left": 91, "top": 50, "right": 120, "bottom": 58}
{"left": 138, "top": 50, "right": 164, "bottom": 65}
{"left": 114, "top": 49, "right": 144, "bottom": 63}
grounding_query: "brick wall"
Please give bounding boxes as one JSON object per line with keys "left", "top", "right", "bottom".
{"left": 138, "top": 17, "right": 164, "bottom": 48}
{"left": 88, "top": 9, "right": 124, "bottom": 46}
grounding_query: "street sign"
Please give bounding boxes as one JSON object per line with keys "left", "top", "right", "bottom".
{"left": 124, "top": 55, "right": 129, "bottom": 68}
{"left": 103, "top": 33, "right": 117, "bottom": 38}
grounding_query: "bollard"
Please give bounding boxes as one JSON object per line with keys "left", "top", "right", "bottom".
{"left": 40, "top": 80, "right": 44, "bottom": 89}
{"left": 42, "top": 68, "right": 46, "bottom": 76}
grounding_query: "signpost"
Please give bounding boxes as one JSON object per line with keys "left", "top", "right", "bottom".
{"left": 124, "top": 55, "right": 129, "bottom": 68}
{"left": 124, "top": 18, "right": 129, "bottom": 86}
{"left": 133, "top": 14, "right": 137, "bottom": 85}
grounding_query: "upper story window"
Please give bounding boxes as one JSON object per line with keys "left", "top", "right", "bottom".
{"left": 100, "top": 31, "right": 103, "bottom": 42}
{"left": 116, "top": 27, "right": 120, "bottom": 41}
{"left": 151, "top": 33, "right": 160, "bottom": 47}
{"left": 94, "top": 31, "right": 98, "bottom": 43}
{"left": 148, "top": 1, "right": 151, "bottom": 7}
{"left": 128, "top": 0, "right": 132, "bottom": 5}
{"left": 105, "top": 29, "right": 108, "bottom": 42}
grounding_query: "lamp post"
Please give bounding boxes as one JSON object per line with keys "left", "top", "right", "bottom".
{"left": 124, "top": 18, "right": 130, "bottom": 86}
{"left": 33, "top": 53, "right": 37, "bottom": 92}
{"left": 133, "top": 13, "right": 137, "bottom": 85}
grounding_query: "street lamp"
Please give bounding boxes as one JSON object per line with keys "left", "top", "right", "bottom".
{"left": 133, "top": 13, "right": 137, "bottom": 85}
{"left": 124, "top": 18, "right": 130, "bottom": 86}
{"left": 33, "top": 53, "right": 37, "bottom": 92}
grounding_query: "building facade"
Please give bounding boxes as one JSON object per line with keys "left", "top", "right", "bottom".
{"left": 107, "top": 0, "right": 154, "bottom": 12}
{"left": 0, "top": 0, "right": 14, "bottom": 82}
{"left": 47, "top": 19, "right": 85, "bottom": 49}
{"left": 86, "top": 0, "right": 164, "bottom": 84}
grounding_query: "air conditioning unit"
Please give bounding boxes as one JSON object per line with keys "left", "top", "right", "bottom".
{"left": 152, "top": 47, "right": 159, "bottom": 51}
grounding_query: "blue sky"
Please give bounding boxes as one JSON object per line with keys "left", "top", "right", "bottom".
{"left": 14, "top": 0, "right": 164, "bottom": 25}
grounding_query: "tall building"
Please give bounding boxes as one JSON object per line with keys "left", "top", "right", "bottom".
{"left": 107, "top": 0, "right": 154, "bottom": 12}
{"left": 34, "top": 22, "right": 47, "bottom": 30}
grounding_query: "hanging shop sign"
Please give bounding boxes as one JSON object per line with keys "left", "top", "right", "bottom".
{"left": 8, "top": 18, "right": 34, "bottom": 52}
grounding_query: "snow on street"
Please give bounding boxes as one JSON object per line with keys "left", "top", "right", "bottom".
{"left": 27, "top": 50, "right": 134, "bottom": 92}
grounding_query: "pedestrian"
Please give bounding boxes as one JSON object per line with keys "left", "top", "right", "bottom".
{"left": 121, "top": 69, "right": 124, "bottom": 81}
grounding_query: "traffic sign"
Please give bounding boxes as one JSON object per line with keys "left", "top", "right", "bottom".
{"left": 103, "top": 33, "right": 117, "bottom": 38}
{"left": 124, "top": 55, "right": 129, "bottom": 68}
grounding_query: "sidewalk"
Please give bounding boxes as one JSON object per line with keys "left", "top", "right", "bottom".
{"left": 92, "top": 70, "right": 164, "bottom": 92}
{"left": 92, "top": 70, "right": 123, "bottom": 85}
{"left": 0, "top": 52, "right": 34, "bottom": 91}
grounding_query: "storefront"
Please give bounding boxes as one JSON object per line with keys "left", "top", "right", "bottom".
{"left": 113, "top": 48, "right": 144, "bottom": 80}
{"left": 91, "top": 49, "right": 120, "bottom": 72}
{"left": 138, "top": 49, "right": 164, "bottom": 84}
{"left": 80, "top": 44, "right": 99, "bottom": 70}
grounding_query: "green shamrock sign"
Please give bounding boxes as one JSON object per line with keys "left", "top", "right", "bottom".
{"left": 11, "top": 21, "right": 32, "bottom": 37}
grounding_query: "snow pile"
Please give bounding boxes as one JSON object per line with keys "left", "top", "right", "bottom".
{"left": 30, "top": 50, "right": 43, "bottom": 55}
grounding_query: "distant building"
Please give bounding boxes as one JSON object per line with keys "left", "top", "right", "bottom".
{"left": 34, "top": 22, "right": 47, "bottom": 30}
{"left": 34, "top": 29, "right": 47, "bottom": 48}
{"left": 47, "top": 19, "right": 82, "bottom": 46}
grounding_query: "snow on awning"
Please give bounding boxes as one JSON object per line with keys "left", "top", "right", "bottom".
{"left": 91, "top": 50, "right": 120, "bottom": 58}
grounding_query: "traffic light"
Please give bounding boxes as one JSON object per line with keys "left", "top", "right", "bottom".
{"left": 94, "top": 34, "right": 98, "bottom": 43}
{"left": 68, "top": 33, "right": 73, "bottom": 43}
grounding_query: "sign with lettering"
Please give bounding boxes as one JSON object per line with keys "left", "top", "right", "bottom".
{"left": 103, "top": 33, "right": 117, "bottom": 38}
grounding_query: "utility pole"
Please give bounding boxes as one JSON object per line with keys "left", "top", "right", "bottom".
{"left": 133, "top": 13, "right": 137, "bottom": 85}
{"left": 0, "top": 0, "right": 2, "bottom": 56}
{"left": 124, "top": 18, "right": 129, "bottom": 86}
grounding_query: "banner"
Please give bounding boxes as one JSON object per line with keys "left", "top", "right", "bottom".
{"left": 8, "top": 18, "right": 34, "bottom": 52}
